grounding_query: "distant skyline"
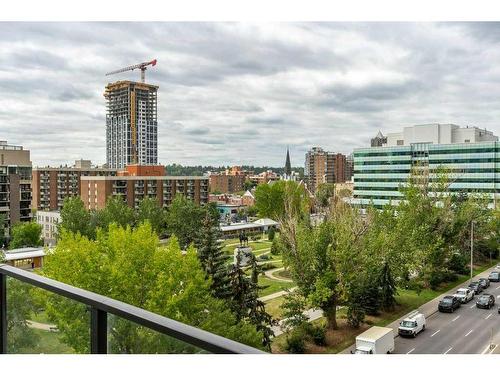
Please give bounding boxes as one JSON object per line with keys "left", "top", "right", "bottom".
{"left": 1, "top": 22, "right": 500, "bottom": 167}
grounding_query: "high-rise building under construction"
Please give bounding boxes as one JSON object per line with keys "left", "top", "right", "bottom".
{"left": 104, "top": 80, "right": 159, "bottom": 169}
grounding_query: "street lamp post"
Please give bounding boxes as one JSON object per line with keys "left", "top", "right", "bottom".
{"left": 470, "top": 221, "right": 475, "bottom": 281}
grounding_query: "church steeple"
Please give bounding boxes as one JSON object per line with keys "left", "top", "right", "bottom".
{"left": 284, "top": 147, "right": 292, "bottom": 176}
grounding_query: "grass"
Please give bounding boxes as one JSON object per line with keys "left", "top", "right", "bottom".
{"left": 271, "top": 260, "right": 497, "bottom": 354}
{"left": 274, "top": 269, "right": 292, "bottom": 280}
{"left": 16, "top": 328, "right": 74, "bottom": 354}
{"left": 265, "top": 296, "right": 286, "bottom": 320}
{"left": 259, "top": 276, "right": 295, "bottom": 297}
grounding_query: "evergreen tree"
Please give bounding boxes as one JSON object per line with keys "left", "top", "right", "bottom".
{"left": 227, "top": 253, "right": 274, "bottom": 351}
{"left": 378, "top": 261, "right": 397, "bottom": 311}
{"left": 196, "top": 213, "right": 231, "bottom": 299}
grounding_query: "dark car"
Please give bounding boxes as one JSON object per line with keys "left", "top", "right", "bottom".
{"left": 468, "top": 282, "right": 484, "bottom": 295}
{"left": 479, "top": 278, "right": 490, "bottom": 289}
{"left": 438, "top": 296, "right": 461, "bottom": 312}
{"left": 476, "top": 294, "right": 495, "bottom": 309}
{"left": 489, "top": 272, "right": 500, "bottom": 282}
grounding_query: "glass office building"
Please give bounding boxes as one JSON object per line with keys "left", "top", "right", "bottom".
{"left": 352, "top": 138, "right": 499, "bottom": 209}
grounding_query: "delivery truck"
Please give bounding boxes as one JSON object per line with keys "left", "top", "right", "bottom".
{"left": 353, "top": 326, "right": 395, "bottom": 354}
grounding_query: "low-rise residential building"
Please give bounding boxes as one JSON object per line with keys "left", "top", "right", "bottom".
{"left": 36, "top": 210, "right": 61, "bottom": 246}
{"left": 353, "top": 124, "right": 499, "bottom": 208}
{"left": 32, "top": 160, "right": 117, "bottom": 211}
{"left": 80, "top": 165, "right": 209, "bottom": 210}
{"left": 0, "top": 141, "right": 32, "bottom": 235}
{"left": 209, "top": 173, "right": 246, "bottom": 194}
{"left": 248, "top": 170, "right": 280, "bottom": 185}
{"left": 1, "top": 247, "right": 45, "bottom": 270}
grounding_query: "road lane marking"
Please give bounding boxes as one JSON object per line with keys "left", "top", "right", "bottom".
{"left": 452, "top": 315, "right": 460, "bottom": 322}
{"left": 496, "top": 286, "right": 500, "bottom": 290}
{"left": 486, "top": 313, "right": 492, "bottom": 320}
{"left": 470, "top": 304, "right": 476, "bottom": 309}
{"left": 497, "top": 295, "right": 500, "bottom": 299}
{"left": 465, "top": 329, "right": 473, "bottom": 337}
{"left": 406, "top": 348, "right": 415, "bottom": 354}
{"left": 444, "top": 347, "right": 453, "bottom": 354}
{"left": 430, "top": 330, "right": 440, "bottom": 337}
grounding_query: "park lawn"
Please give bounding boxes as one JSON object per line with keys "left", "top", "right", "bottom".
{"left": 265, "top": 296, "right": 286, "bottom": 320}
{"left": 272, "top": 260, "right": 497, "bottom": 354}
{"left": 259, "top": 276, "right": 295, "bottom": 297}
{"left": 16, "top": 329, "right": 75, "bottom": 354}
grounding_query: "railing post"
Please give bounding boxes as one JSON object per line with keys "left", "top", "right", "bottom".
{"left": 0, "top": 273, "right": 7, "bottom": 354}
{"left": 90, "top": 307, "right": 107, "bottom": 354}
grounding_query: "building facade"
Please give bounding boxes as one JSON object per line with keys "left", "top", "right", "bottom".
{"left": 209, "top": 174, "right": 246, "bottom": 194}
{"left": 104, "top": 80, "right": 159, "bottom": 168}
{"left": 0, "top": 141, "right": 32, "bottom": 235}
{"left": 80, "top": 165, "right": 209, "bottom": 210}
{"left": 32, "top": 160, "right": 117, "bottom": 211}
{"left": 36, "top": 210, "right": 61, "bottom": 246}
{"left": 304, "top": 147, "right": 347, "bottom": 193}
{"left": 353, "top": 124, "right": 499, "bottom": 208}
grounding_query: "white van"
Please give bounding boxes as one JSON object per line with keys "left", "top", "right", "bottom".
{"left": 398, "top": 310, "right": 426, "bottom": 338}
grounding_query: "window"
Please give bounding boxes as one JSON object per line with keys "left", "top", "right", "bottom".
{"left": 397, "top": 140, "right": 404, "bottom": 146}
{"left": 464, "top": 139, "right": 470, "bottom": 143}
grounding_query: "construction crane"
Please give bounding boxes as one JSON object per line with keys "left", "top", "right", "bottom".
{"left": 105, "top": 59, "right": 157, "bottom": 83}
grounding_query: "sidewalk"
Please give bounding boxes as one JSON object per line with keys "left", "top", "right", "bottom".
{"left": 259, "top": 287, "right": 297, "bottom": 302}
{"left": 341, "top": 264, "right": 498, "bottom": 353}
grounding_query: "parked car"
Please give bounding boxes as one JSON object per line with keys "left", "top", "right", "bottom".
{"left": 476, "top": 294, "right": 495, "bottom": 309}
{"left": 488, "top": 271, "right": 500, "bottom": 282}
{"left": 453, "top": 288, "right": 474, "bottom": 304}
{"left": 438, "top": 296, "right": 461, "bottom": 312}
{"left": 398, "top": 310, "right": 426, "bottom": 338}
{"left": 479, "top": 278, "right": 490, "bottom": 289}
{"left": 468, "top": 282, "right": 484, "bottom": 295}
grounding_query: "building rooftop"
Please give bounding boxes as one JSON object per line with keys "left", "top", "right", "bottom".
{"left": 2, "top": 247, "right": 46, "bottom": 261}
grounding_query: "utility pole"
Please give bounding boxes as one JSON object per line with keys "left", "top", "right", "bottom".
{"left": 470, "top": 221, "right": 475, "bottom": 281}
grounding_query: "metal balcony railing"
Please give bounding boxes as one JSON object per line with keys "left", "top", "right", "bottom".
{"left": 0, "top": 264, "right": 263, "bottom": 354}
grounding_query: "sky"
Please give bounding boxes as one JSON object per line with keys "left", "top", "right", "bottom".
{"left": 1, "top": 22, "right": 500, "bottom": 168}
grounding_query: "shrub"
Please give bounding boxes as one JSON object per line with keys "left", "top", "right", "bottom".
{"left": 258, "top": 254, "right": 270, "bottom": 261}
{"left": 304, "top": 323, "right": 326, "bottom": 346}
{"left": 285, "top": 331, "right": 306, "bottom": 354}
{"left": 270, "top": 237, "right": 282, "bottom": 255}
{"left": 267, "top": 227, "right": 276, "bottom": 241}
{"left": 260, "top": 263, "right": 276, "bottom": 271}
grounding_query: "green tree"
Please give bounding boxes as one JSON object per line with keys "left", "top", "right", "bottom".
{"left": 0, "top": 213, "right": 6, "bottom": 247}
{"left": 165, "top": 195, "right": 205, "bottom": 249}
{"left": 279, "top": 201, "right": 368, "bottom": 329}
{"left": 6, "top": 279, "right": 41, "bottom": 353}
{"left": 195, "top": 212, "right": 231, "bottom": 299}
{"left": 315, "top": 183, "right": 335, "bottom": 209}
{"left": 96, "top": 196, "right": 135, "bottom": 231}
{"left": 254, "top": 180, "right": 310, "bottom": 221}
{"left": 42, "top": 224, "right": 264, "bottom": 353}
{"left": 59, "top": 197, "right": 95, "bottom": 239}
{"left": 9, "top": 221, "right": 43, "bottom": 249}
{"left": 377, "top": 261, "right": 397, "bottom": 311}
{"left": 136, "top": 197, "right": 165, "bottom": 235}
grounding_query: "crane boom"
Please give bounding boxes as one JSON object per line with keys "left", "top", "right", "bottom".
{"left": 105, "top": 59, "right": 157, "bottom": 83}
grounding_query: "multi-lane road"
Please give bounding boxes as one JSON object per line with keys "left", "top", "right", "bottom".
{"left": 393, "top": 283, "right": 500, "bottom": 354}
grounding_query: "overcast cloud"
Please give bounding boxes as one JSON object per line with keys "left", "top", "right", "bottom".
{"left": 1, "top": 22, "right": 500, "bottom": 167}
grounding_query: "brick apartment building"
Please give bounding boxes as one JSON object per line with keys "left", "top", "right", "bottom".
{"left": 32, "top": 160, "right": 117, "bottom": 211}
{"left": 0, "top": 141, "right": 32, "bottom": 234}
{"left": 305, "top": 147, "right": 347, "bottom": 193}
{"left": 81, "top": 165, "right": 209, "bottom": 210}
{"left": 208, "top": 166, "right": 246, "bottom": 194}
